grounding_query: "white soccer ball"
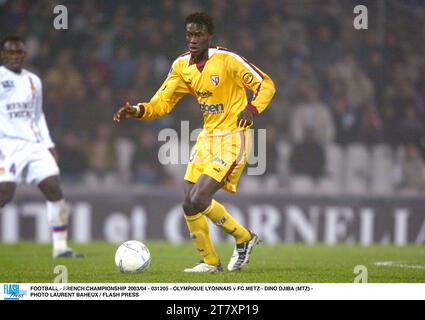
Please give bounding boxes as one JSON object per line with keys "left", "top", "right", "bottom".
{"left": 115, "top": 240, "right": 151, "bottom": 273}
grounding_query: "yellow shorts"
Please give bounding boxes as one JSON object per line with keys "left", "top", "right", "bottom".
{"left": 184, "top": 129, "right": 251, "bottom": 193}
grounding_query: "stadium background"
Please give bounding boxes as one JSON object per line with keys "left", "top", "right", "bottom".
{"left": 1, "top": 0, "right": 425, "bottom": 244}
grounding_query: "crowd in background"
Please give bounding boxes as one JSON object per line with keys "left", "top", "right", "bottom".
{"left": 1, "top": 0, "right": 425, "bottom": 196}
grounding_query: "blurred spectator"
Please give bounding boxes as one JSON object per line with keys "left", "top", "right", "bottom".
{"left": 291, "top": 84, "right": 335, "bottom": 144}
{"left": 382, "top": 104, "right": 402, "bottom": 147}
{"left": 384, "top": 64, "right": 416, "bottom": 119}
{"left": 397, "top": 144, "right": 425, "bottom": 195}
{"left": 334, "top": 55, "right": 375, "bottom": 107}
{"left": 56, "top": 132, "right": 89, "bottom": 184}
{"left": 86, "top": 87, "right": 115, "bottom": 127}
{"left": 310, "top": 23, "right": 342, "bottom": 72}
{"left": 332, "top": 96, "right": 361, "bottom": 146}
{"left": 111, "top": 45, "right": 137, "bottom": 89}
{"left": 84, "top": 124, "right": 118, "bottom": 186}
{"left": 132, "top": 128, "right": 167, "bottom": 185}
{"left": 359, "top": 102, "right": 385, "bottom": 146}
{"left": 399, "top": 107, "right": 424, "bottom": 146}
{"left": 289, "top": 129, "right": 326, "bottom": 181}
{"left": 415, "top": 65, "right": 425, "bottom": 117}
{"left": 365, "top": 50, "right": 387, "bottom": 103}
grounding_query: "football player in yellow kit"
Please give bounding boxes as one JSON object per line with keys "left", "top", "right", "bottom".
{"left": 114, "top": 12, "right": 275, "bottom": 272}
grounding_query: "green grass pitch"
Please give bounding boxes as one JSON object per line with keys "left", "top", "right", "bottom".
{"left": 0, "top": 242, "right": 424, "bottom": 283}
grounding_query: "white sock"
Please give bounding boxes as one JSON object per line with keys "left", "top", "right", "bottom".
{"left": 47, "top": 199, "right": 69, "bottom": 253}
{"left": 52, "top": 230, "right": 67, "bottom": 253}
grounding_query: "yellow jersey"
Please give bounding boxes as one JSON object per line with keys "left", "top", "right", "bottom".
{"left": 137, "top": 46, "right": 275, "bottom": 135}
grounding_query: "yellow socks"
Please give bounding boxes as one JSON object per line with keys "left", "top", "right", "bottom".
{"left": 184, "top": 199, "right": 251, "bottom": 265}
{"left": 204, "top": 199, "right": 251, "bottom": 244}
{"left": 184, "top": 211, "right": 219, "bottom": 266}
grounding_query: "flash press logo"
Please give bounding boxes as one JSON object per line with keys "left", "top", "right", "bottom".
{"left": 3, "top": 284, "right": 28, "bottom": 300}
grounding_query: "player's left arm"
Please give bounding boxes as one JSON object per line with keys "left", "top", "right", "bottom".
{"left": 229, "top": 56, "right": 276, "bottom": 127}
{"left": 34, "top": 79, "right": 57, "bottom": 160}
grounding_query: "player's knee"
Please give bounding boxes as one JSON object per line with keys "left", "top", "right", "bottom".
{"left": 182, "top": 196, "right": 196, "bottom": 215}
{"left": 38, "top": 177, "right": 63, "bottom": 201}
{"left": 183, "top": 185, "right": 212, "bottom": 215}
{"left": 0, "top": 186, "right": 14, "bottom": 208}
{"left": 182, "top": 202, "right": 192, "bottom": 215}
{"left": 0, "top": 195, "right": 12, "bottom": 208}
{"left": 189, "top": 191, "right": 211, "bottom": 213}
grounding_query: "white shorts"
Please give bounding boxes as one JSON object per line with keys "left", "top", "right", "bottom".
{"left": 0, "top": 138, "right": 60, "bottom": 185}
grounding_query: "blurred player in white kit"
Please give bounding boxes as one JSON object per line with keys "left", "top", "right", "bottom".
{"left": 0, "top": 35, "right": 83, "bottom": 258}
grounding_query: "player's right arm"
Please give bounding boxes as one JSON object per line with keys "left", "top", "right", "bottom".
{"left": 114, "top": 60, "right": 191, "bottom": 122}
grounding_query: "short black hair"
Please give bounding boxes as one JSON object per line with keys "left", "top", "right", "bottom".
{"left": 1, "top": 35, "right": 24, "bottom": 49}
{"left": 184, "top": 12, "right": 214, "bottom": 34}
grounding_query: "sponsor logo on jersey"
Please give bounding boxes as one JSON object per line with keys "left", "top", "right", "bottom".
{"left": 196, "top": 90, "right": 213, "bottom": 98}
{"left": 213, "top": 156, "right": 227, "bottom": 166}
{"left": 243, "top": 72, "right": 254, "bottom": 84}
{"left": 6, "top": 102, "right": 33, "bottom": 110}
{"left": 1, "top": 80, "right": 14, "bottom": 89}
{"left": 6, "top": 102, "right": 34, "bottom": 119}
{"left": 7, "top": 111, "right": 33, "bottom": 119}
{"left": 211, "top": 75, "right": 219, "bottom": 86}
{"left": 199, "top": 102, "right": 224, "bottom": 114}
